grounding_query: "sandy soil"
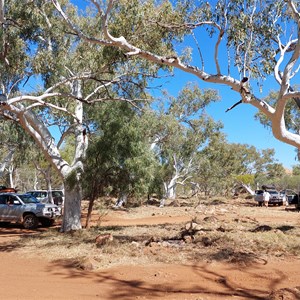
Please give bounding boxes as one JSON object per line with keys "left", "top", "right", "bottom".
{"left": 0, "top": 199, "right": 300, "bottom": 300}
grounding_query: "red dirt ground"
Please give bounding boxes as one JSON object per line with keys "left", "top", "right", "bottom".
{"left": 0, "top": 203, "right": 299, "bottom": 300}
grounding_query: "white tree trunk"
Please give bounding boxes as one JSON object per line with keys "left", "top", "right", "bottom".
{"left": 8, "top": 165, "right": 14, "bottom": 188}
{"left": 241, "top": 183, "right": 256, "bottom": 195}
{"left": 166, "top": 178, "right": 177, "bottom": 199}
{"left": 33, "top": 171, "right": 39, "bottom": 190}
{"left": 45, "top": 167, "right": 54, "bottom": 204}
{"left": 115, "top": 192, "right": 128, "bottom": 207}
{"left": 0, "top": 150, "right": 14, "bottom": 178}
{"left": 60, "top": 182, "right": 82, "bottom": 231}
{"left": 59, "top": 80, "right": 85, "bottom": 231}
{"left": 160, "top": 177, "right": 177, "bottom": 207}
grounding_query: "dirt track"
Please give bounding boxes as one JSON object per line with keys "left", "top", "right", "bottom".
{"left": 0, "top": 200, "right": 299, "bottom": 300}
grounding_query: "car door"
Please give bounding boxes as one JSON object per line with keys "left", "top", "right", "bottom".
{"left": 0, "top": 194, "right": 9, "bottom": 221}
{"left": 3, "top": 195, "right": 23, "bottom": 221}
{"left": 0, "top": 194, "right": 16, "bottom": 221}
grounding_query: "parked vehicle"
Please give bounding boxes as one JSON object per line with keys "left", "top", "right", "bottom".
{"left": 254, "top": 189, "right": 286, "bottom": 206}
{"left": 280, "top": 189, "right": 299, "bottom": 205}
{"left": 0, "top": 193, "right": 61, "bottom": 229}
{"left": 26, "top": 190, "right": 64, "bottom": 206}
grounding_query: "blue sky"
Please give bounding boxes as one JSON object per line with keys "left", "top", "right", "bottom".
{"left": 69, "top": 0, "right": 299, "bottom": 169}
{"left": 158, "top": 68, "right": 299, "bottom": 170}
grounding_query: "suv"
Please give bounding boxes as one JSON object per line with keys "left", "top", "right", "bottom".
{"left": 26, "top": 190, "right": 64, "bottom": 206}
{"left": 254, "top": 189, "right": 286, "bottom": 206}
{"left": 280, "top": 189, "right": 299, "bottom": 206}
{"left": 0, "top": 193, "right": 61, "bottom": 229}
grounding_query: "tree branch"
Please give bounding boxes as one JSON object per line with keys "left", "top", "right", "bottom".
{"left": 225, "top": 100, "right": 242, "bottom": 112}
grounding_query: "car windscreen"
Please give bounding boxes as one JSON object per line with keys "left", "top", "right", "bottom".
{"left": 52, "top": 191, "right": 63, "bottom": 197}
{"left": 32, "top": 192, "right": 47, "bottom": 198}
{"left": 268, "top": 191, "right": 278, "bottom": 195}
{"left": 18, "top": 194, "right": 40, "bottom": 204}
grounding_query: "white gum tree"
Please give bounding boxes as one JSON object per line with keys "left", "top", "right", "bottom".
{"left": 0, "top": 1, "right": 128, "bottom": 231}
{"left": 52, "top": 0, "right": 300, "bottom": 156}
{"left": 2, "top": 0, "right": 300, "bottom": 231}
{"left": 0, "top": 81, "right": 88, "bottom": 231}
{"left": 1, "top": 0, "right": 177, "bottom": 230}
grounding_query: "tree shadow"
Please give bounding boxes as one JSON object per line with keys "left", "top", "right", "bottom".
{"left": 276, "top": 225, "right": 295, "bottom": 232}
{"left": 250, "top": 224, "right": 295, "bottom": 233}
{"left": 0, "top": 223, "right": 51, "bottom": 252}
{"left": 207, "top": 248, "right": 267, "bottom": 265}
{"left": 250, "top": 225, "right": 273, "bottom": 232}
{"left": 45, "top": 259, "right": 293, "bottom": 300}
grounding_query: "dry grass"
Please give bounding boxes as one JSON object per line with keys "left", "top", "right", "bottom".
{"left": 13, "top": 197, "right": 300, "bottom": 269}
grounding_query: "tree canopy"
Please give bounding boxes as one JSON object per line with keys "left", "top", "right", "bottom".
{"left": 51, "top": 0, "right": 300, "bottom": 153}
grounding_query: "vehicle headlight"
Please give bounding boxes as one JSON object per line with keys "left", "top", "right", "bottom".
{"left": 43, "top": 207, "right": 52, "bottom": 213}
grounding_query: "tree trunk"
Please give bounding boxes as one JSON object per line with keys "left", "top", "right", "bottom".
{"left": 167, "top": 185, "right": 176, "bottom": 199}
{"left": 85, "top": 182, "right": 98, "bottom": 229}
{"left": 45, "top": 167, "right": 54, "bottom": 204}
{"left": 115, "top": 192, "right": 128, "bottom": 207}
{"left": 0, "top": 150, "right": 14, "bottom": 178}
{"left": 241, "top": 183, "right": 255, "bottom": 195}
{"left": 85, "top": 197, "right": 95, "bottom": 229}
{"left": 8, "top": 165, "right": 14, "bottom": 188}
{"left": 60, "top": 182, "right": 82, "bottom": 232}
{"left": 165, "top": 178, "right": 177, "bottom": 199}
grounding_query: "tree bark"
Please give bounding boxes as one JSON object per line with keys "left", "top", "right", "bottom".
{"left": 85, "top": 197, "right": 95, "bottom": 229}
{"left": 60, "top": 182, "right": 82, "bottom": 232}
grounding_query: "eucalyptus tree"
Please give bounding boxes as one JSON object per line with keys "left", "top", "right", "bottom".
{"left": 292, "top": 165, "right": 300, "bottom": 175}
{"left": 0, "top": 1, "right": 93, "bottom": 231}
{"left": 0, "top": 120, "right": 35, "bottom": 188}
{"left": 0, "top": 1, "right": 122, "bottom": 231}
{"left": 194, "top": 134, "right": 277, "bottom": 196}
{"left": 148, "top": 84, "right": 221, "bottom": 204}
{"left": 52, "top": 0, "right": 300, "bottom": 162}
{"left": 82, "top": 101, "right": 158, "bottom": 226}
{"left": 1, "top": 0, "right": 186, "bottom": 231}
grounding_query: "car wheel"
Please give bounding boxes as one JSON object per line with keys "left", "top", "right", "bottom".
{"left": 23, "top": 214, "right": 39, "bottom": 229}
{"left": 40, "top": 218, "right": 54, "bottom": 227}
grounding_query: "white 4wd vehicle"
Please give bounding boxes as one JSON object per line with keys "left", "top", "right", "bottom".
{"left": 27, "top": 190, "right": 64, "bottom": 206}
{"left": 0, "top": 193, "right": 61, "bottom": 229}
{"left": 254, "top": 189, "right": 286, "bottom": 206}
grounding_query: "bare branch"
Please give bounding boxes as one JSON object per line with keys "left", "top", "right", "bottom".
{"left": 191, "top": 31, "right": 204, "bottom": 70}
{"left": 51, "top": 0, "right": 112, "bottom": 46}
{"left": 215, "top": 28, "right": 224, "bottom": 75}
{"left": 57, "top": 125, "right": 76, "bottom": 149}
{"left": 274, "top": 37, "right": 297, "bottom": 85}
{"left": 225, "top": 100, "right": 242, "bottom": 112}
